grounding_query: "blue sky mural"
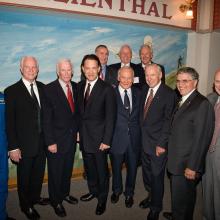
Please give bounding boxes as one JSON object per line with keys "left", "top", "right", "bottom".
{"left": 0, "top": 6, "right": 188, "bottom": 91}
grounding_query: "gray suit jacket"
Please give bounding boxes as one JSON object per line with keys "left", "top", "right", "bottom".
{"left": 207, "top": 92, "right": 220, "bottom": 147}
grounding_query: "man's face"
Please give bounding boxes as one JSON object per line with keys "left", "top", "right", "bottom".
{"left": 96, "top": 47, "right": 109, "bottom": 65}
{"left": 21, "top": 57, "right": 38, "bottom": 82}
{"left": 118, "top": 68, "right": 134, "bottom": 90}
{"left": 57, "top": 61, "right": 73, "bottom": 84}
{"left": 176, "top": 72, "right": 197, "bottom": 96}
{"left": 119, "top": 46, "right": 132, "bottom": 65}
{"left": 140, "top": 46, "right": 152, "bottom": 65}
{"left": 82, "top": 59, "right": 100, "bottom": 82}
{"left": 214, "top": 71, "right": 220, "bottom": 95}
{"left": 145, "top": 65, "right": 162, "bottom": 88}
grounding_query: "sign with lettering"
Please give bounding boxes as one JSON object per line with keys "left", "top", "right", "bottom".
{"left": 0, "top": 0, "right": 192, "bottom": 28}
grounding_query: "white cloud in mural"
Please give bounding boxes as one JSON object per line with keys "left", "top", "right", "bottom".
{"left": 92, "top": 27, "right": 113, "bottom": 33}
{"left": 34, "top": 39, "right": 57, "bottom": 49}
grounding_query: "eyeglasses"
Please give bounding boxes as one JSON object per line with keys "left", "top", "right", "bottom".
{"left": 176, "top": 79, "right": 194, "bottom": 84}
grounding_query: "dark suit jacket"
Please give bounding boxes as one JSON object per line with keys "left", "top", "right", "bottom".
{"left": 110, "top": 86, "right": 141, "bottom": 154}
{"left": 168, "top": 90, "right": 215, "bottom": 175}
{"left": 4, "top": 79, "right": 44, "bottom": 157}
{"left": 42, "top": 79, "right": 78, "bottom": 154}
{"left": 78, "top": 78, "right": 117, "bottom": 153}
{"left": 136, "top": 62, "right": 166, "bottom": 86}
{"left": 140, "top": 83, "right": 176, "bottom": 155}
{"left": 107, "top": 62, "right": 139, "bottom": 87}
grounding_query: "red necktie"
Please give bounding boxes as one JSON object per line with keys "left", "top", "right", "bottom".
{"left": 66, "top": 84, "right": 75, "bottom": 113}
{"left": 143, "top": 89, "right": 153, "bottom": 120}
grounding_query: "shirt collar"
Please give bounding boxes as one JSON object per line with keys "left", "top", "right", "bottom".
{"left": 22, "top": 77, "right": 36, "bottom": 87}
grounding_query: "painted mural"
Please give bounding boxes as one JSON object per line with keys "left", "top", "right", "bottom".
{"left": 0, "top": 6, "right": 188, "bottom": 185}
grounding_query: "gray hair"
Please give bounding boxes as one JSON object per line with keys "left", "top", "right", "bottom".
{"left": 177, "top": 67, "right": 199, "bottom": 80}
{"left": 139, "top": 44, "right": 153, "bottom": 56}
{"left": 56, "top": 58, "right": 73, "bottom": 74}
{"left": 118, "top": 66, "right": 134, "bottom": 78}
{"left": 20, "top": 56, "right": 39, "bottom": 70}
{"left": 119, "top": 44, "right": 132, "bottom": 55}
{"left": 145, "top": 63, "right": 162, "bottom": 75}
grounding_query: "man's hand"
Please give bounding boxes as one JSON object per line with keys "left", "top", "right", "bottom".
{"left": 48, "top": 144, "right": 57, "bottom": 153}
{"left": 99, "top": 143, "right": 110, "bottom": 151}
{"left": 156, "top": 146, "right": 166, "bottom": 157}
{"left": 9, "top": 149, "right": 22, "bottom": 162}
{"left": 184, "top": 168, "right": 196, "bottom": 180}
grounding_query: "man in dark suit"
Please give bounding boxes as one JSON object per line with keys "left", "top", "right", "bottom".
{"left": 5, "top": 56, "right": 48, "bottom": 220}
{"left": 167, "top": 67, "right": 214, "bottom": 220}
{"left": 110, "top": 66, "right": 141, "bottom": 208}
{"left": 78, "top": 54, "right": 116, "bottom": 215}
{"left": 108, "top": 44, "right": 140, "bottom": 87}
{"left": 136, "top": 44, "right": 166, "bottom": 87}
{"left": 42, "top": 59, "right": 78, "bottom": 217}
{"left": 139, "top": 64, "right": 176, "bottom": 220}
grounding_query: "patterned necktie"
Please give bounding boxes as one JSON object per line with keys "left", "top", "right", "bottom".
{"left": 143, "top": 88, "right": 153, "bottom": 120}
{"left": 66, "top": 84, "right": 75, "bottom": 113}
{"left": 84, "top": 83, "right": 91, "bottom": 106}
{"left": 124, "top": 89, "right": 130, "bottom": 114}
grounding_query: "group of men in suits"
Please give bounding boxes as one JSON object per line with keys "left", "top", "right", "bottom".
{"left": 4, "top": 45, "right": 217, "bottom": 220}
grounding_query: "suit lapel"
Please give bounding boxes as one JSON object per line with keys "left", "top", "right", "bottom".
{"left": 131, "top": 86, "right": 137, "bottom": 115}
{"left": 173, "top": 90, "right": 198, "bottom": 122}
{"left": 55, "top": 80, "right": 73, "bottom": 114}
{"left": 85, "top": 79, "right": 102, "bottom": 109}
{"left": 19, "top": 80, "right": 36, "bottom": 106}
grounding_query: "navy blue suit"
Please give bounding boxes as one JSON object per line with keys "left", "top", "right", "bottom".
{"left": 110, "top": 86, "right": 141, "bottom": 196}
{"left": 140, "top": 83, "right": 176, "bottom": 212}
{"left": 42, "top": 79, "right": 78, "bottom": 207}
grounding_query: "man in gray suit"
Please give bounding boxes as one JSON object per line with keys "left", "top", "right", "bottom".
{"left": 202, "top": 68, "right": 220, "bottom": 220}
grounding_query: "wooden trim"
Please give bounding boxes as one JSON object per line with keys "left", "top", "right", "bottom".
{"left": 0, "top": 2, "right": 193, "bottom": 31}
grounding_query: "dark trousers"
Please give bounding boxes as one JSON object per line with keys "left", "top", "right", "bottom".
{"left": 110, "top": 146, "right": 138, "bottom": 197}
{"left": 47, "top": 145, "right": 76, "bottom": 207}
{"left": 82, "top": 150, "right": 109, "bottom": 204}
{"left": 171, "top": 175, "right": 198, "bottom": 220}
{"left": 141, "top": 151, "right": 167, "bottom": 212}
{"left": 17, "top": 149, "right": 46, "bottom": 211}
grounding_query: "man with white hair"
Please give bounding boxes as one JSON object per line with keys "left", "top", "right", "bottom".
{"left": 108, "top": 44, "right": 140, "bottom": 87}
{"left": 5, "top": 56, "right": 48, "bottom": 219}
{"left": 43, "top": 59, "right": 78, "bottom": 217}
{"left": 136, "top": 44, "right": 166, "bottom": 86}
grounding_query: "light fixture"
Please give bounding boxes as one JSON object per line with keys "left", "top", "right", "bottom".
{"left": 179, "top": 0, "right": 195, "bottom": 19}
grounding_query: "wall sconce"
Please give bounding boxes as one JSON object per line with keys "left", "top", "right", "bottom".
{"left": 179, "top": 0, "right": 195, "bottom": 19}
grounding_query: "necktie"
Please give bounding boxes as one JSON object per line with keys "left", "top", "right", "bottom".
{"left": 30, "top": 83, "right": 40, "bottom": 108}
{"left": 84, "top": 83, "right": 91, "bottom": 106}
{"left": 178, "top": 98, "right": 183, "bottom": 108}
{"left": 143, "top": 89, "right": 153, "bottom": 119}
{"left": 66, "top": 84, "right": 75, "bottom": 113}
{"left": 124, "top": 90, "right": 130, "bottom": 114}
{"left": 30, "top": 83, "right": 41, "bottom": 132}
{"left": 100, "top": 71, "right": 104, "bottom": 80}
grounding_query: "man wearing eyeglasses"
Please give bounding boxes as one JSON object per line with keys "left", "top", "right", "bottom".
{"left": 166, "top": 67, "right": 215, "bottom": 220}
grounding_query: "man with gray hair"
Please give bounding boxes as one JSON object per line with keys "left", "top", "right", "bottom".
{"left": 202, "top": 68, "right": 220, "bottom": 220}
{"left": 5, "top": 56, "right": 48, "bottom": 219}
{"left": 42, "top": 59, "right": 78, "bottom": 217}
{"left": 108, "top": 44, "right": 140, "bottom": 87}
{"left": 166, "top": 67, "right": 214, "bottom": 220}
{"left": 136, "top": 44, "right": 165, "bottom": 87}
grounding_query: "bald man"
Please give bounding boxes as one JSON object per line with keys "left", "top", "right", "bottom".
{"left": 202, "top": 68, "right": 220, "bottom": 220}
